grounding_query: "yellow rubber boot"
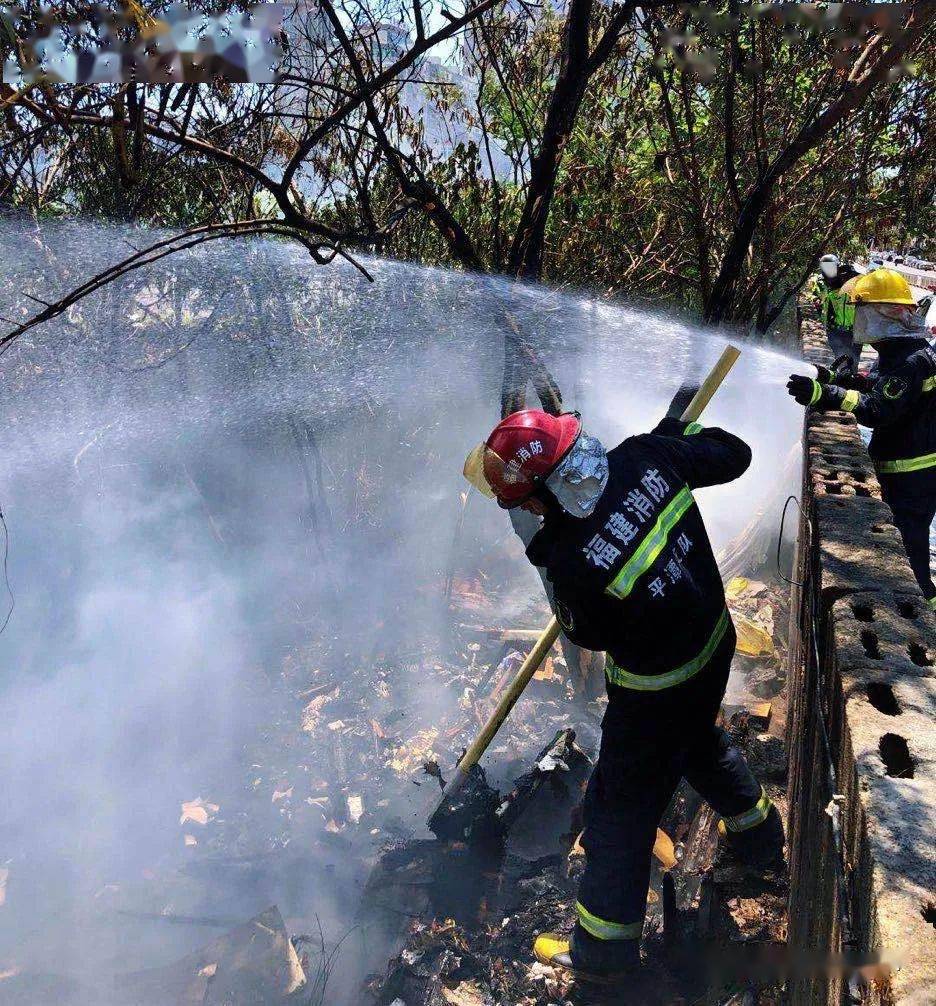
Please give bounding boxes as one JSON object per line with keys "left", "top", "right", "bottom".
{"left": 533, "top": 925, "right": 640, "bottom": 984}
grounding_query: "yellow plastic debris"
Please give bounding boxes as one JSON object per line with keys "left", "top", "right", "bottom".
{"left": 533, "top": 656, "right": 560, "bottom": 681}
{"left": 388, "top": 728, "right": 439, "bottom": 775}
{"left": 652, "top": 827, "right": 677, "bottom": 870}
{"left": 733, "top": 613, "right": 775, "bottom": 657}
{"left": 570, "top": 828, "right": 675, "bottom": 869}
{"left": 748, "top": 701, "right": 772, "bottom": 726}
{"left": 725, "top": 576, "right": 750, "bottom": 598}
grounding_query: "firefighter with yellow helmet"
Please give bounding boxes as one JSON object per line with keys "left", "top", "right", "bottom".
{"left": 788, "top": 268, "right": 936, "bottom": 607}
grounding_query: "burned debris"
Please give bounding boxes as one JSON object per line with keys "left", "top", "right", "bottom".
{"left": 356, "top": 570, "right": 792, "bottom": 1005}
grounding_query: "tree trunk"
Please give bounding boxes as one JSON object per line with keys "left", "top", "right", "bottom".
{"left": 703, "top": 8, "right": 930, "bottom": 324}
{"left": 506, "top": 0, "right": 594, "bottom": 281}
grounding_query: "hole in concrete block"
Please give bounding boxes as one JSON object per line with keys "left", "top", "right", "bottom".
{"left": 908, "top": 641, "right": 934, "bottom": 667}
{"left": 860, "top": 629, "right": 882, "bottom": 660}
{"left": 870, "top": 524, "right": 889, "bottom": 534}
{"left": 866, "top": 682, "right": 901, "bottom": 716}
{"left": 854, "top": 486, "right": 872, "bottom": 498}
{"left": 851, "top": 602, "right": 874, "bottom": 623}
{"left": 879, "top": 733, "right": 915, "bottom": 778}
{"left": 922, "top": 902, "right": 936, "bottom": 929}
{"left": 896, "top": 599, "right": 919, "bottom": 619}
{"left": 824, "top": 482, "right": 844, "bottom": 495}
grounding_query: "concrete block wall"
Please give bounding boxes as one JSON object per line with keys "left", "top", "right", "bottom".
{"left": 786, "top": 317, "right": 936, "bottom": 1004}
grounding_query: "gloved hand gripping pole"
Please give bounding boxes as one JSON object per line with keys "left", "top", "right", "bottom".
{"left": 429, "top": 344, "right": 742, "bottom": 828}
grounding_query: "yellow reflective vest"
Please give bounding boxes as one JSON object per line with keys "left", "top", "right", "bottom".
{"left": 811, "top": 276, "right": 855, "bottom": 332}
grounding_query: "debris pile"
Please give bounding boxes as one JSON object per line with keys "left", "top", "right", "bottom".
{"left": 117, "top": 906, "right": 306, "bottom": 1006}
{"left": 0, "top": 531, "right": 792, "bottom": 1004}
{"left": 361, "top": 574, "right": 792, "bottom": 1005}
{"left": 726, "top": 576, "right": 789, "bottom": 700}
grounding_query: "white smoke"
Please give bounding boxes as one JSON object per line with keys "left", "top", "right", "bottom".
{"left": 0, "top": 215, "right": 803, "bottom": 1000}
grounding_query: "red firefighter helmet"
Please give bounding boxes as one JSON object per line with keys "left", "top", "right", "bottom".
{"left": 463, "top": 410, "right": 582, "bottom": 507}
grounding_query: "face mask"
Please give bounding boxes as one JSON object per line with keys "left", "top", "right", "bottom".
{"left": 545, "top": 431, "right": 609, "bottom": 518}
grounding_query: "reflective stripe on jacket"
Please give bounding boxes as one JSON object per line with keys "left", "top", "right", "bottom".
{"left": 818, "top": 341, "right": 936, "bottom": 473}
{"left": 526, "top": 418, "right": 751, "bottom": 683}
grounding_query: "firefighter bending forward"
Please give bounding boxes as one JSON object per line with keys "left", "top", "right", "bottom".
{"left": 466, "top": 405, "right": 784, "bottom": 981}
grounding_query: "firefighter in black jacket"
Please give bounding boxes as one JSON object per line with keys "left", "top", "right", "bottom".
{"left": 465, "top": 403, "right": 784, "bottom": 980}
{"left": 788, "top": 268, "right": 936, "bottom": 608}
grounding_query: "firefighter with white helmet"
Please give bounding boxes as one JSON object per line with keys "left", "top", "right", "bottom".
{"left": 811, "top": 253, "right": 861, "bottom": 369}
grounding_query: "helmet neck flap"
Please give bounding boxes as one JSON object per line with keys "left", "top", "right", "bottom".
{"left": 543, "top": 430, "right": 609, "bottom": 518}
{"left": 853, "top": 303, "right": 927, "bottom": 345}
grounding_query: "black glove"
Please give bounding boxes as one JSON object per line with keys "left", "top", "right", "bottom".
{"left": 654, "top": 416, "right": 693, "bottom": 436}
{"left": 787, "top": 374, "right": 821, "bottom": 407}
{"left": 665, "top": 382, "right": 700, "bottom": 420}
{"left": 815, "top": 355, "right": 854, "bottom": 385}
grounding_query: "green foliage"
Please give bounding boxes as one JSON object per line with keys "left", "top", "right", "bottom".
{"left": 2, "top": 1, "right": 932, "bottom": 330}
{"left": 378, "top": 3, "right": 934, "bottom": 328}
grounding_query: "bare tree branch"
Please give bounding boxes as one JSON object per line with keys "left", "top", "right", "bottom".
{"left": 1, "top": 220, "right": 373, "bottom": 350}
{"left": 280, "top": 0, "right": 500, "bottom": 193}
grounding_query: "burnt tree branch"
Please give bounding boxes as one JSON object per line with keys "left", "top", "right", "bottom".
{"left": 1, "top": 220, "right": 372, "bottom": 349}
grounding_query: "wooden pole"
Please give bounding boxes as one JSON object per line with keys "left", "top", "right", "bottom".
{"left": 430, "top": 344, "right": 742, "bottom": 825}
{"left": 677, "top": 344, "right": 741, "bottom": 425}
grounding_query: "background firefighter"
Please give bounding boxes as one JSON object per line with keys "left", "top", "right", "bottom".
{"left": 810, "top": 254, "right": 861, "bottom": 370}
{"left": 788, "top": 268, "right": 936, "bottom": 608}
{"left": 467, "top": 403, "right": 784, "bottom": 981}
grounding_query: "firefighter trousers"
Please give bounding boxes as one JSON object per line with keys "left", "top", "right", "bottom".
{"left": 826, "top": 326, "right": 859, "bottom": 369}
{"left": 576, "top": 621, "right": 765, "bottom": 941}
{"left": 880, "top": 477, "right": 936, "bottom": 603}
